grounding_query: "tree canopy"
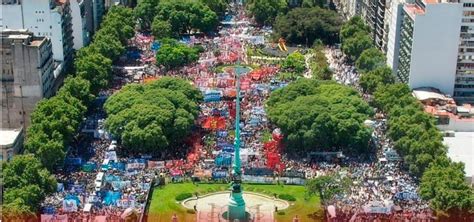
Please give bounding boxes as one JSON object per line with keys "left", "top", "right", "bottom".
{"left": 155, "top": 0, "right": 218, "bottom": 34}
{"left": 355, "top": 47, "right": 386, "bottom": 73}
{"left": 273, "top": 7, "right": 342, "bottom": 45}
{"left": 420, "top": 157, "right": 474, "bottom": 220}
{"left": 267, "top": 79, "right": 373, "bottom": 154}
{"left": 2, "top": 155, "right": 57, "bottom": 219}
{"left": 281, "top": 51, "right": 306, "bottom": 74}
{"left": 200, "top": 0, "right": 228, "bottom": 17}
{"left": 155, "top": 38, "right": 201, "bottom": 69}
{"left": 247, "top": 0, "right": 288, "bottom": 26}
{"left": 310, "top": 46, "right": 332, "bottom": 80}
{"left": 340, "top": 16, "right": 370, "bottom": 42}
{"left": 359, "top": 66, "right": 394, "bottom": 94}
{"left": 152, "top": 18, "right": 173, "bottom": 39}
{"left": 104, "top": 77, "right": 202, "bottom": 154}
{"left": 75, "top": 48, "right": 113, "bottom": 94}
{"left": 342, "top": 32, "right": 373, "bottom": 60}
{"left": 134, "top": 0, "right": 160, "bottom": 30}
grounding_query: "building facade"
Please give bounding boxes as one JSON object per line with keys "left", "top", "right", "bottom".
{"left": 0, "top": 128, "right": 24, "bottom": 161}
{"left": 1, "top": 30, "right": 55, "bottom": 128}
{"left": 1, "top": 0, "right": 74, "bottom": 72}
{"left": 71, "top": 0, "right": 92, "bottom": 49}
{"left": 393, "top": 0, "right": 462, "bottom": 95}
{"left": 92, "top": 0, "right": 105, "bottom": 31}
{"left": 454, "top": 0, "right": 474, "bottom": 103}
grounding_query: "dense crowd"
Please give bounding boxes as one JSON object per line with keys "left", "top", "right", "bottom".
{"left": 39, "top": 3, "right": 435, "bottom": 222}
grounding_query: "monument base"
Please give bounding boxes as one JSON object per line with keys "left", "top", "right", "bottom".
{"left": 227, "top": 191, "right": 247, "bottom": 221}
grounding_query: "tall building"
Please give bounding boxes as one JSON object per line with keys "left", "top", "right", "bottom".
{"left": 92, "top": 0, "right": 105, "bottom": 31}
{"left": 360, "top": 0, "right": 387, "bottom": 49}
{"left": 1, "top": 30, "right": 55, "bottom": 129}
{"left": 335, "top": 0, "right": 361, "bottom": 18}
{"left": 1, "top": 0, "right": 74, "bottom": 74}
{"left": 454, "top": 0, "right": 474, "bottom": 103}
{"left": 71, "top": 0, "right": 92, "bottom": 49}
{"left": 392, "top": 0, "right": 462, "bottom": 95}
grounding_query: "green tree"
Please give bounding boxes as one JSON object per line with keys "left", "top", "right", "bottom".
{"left": 155, "top": 39, "right": 200, "bottom": 69}
{"left": 200, "top": 0, "right": 228, "bottom": 17}
{"left": 91, "top": 31, "right": 125, "bottom": 61}
{"left": 156, "top": 0, "right": 218, "bottom": 34}
{"left": 355, "top": 47, "right": 386, "bottom": 73}
{"left": 301, "top": 0, "right": 327, "bottom": 8}
{"left": 281, "top": 51, "right": 306, "bottom": 74}
{"left": 340, "top": 16, "right": 370, "bottom": 42}
{"left": 359, "top": 66, "right": 394, "bottom": 93}
{"left": 151, "top": 17, "right": 173, "bottom": 39}
{"left": 373, "top": 83, "right": 416, "bottom": 111}
{"left": 310, "top": 46, "right": 332, "bottom": 80}
{"left": 267, "top": 79, "right": 373, "bottom": 154}
{"left": 75, "top": 49, "right": 113, "bottom": 93}
{"left": 58, "top": 76, "right": 94, "bottom": 106}
{"left": 273, "top": 7, "right": 342, "bottom": 45}
{"left": 104, "top": 77, "right": 202, "bottom": 154}
{"left": 134, "top": 0, "right": 160, "bottom": 29}
{"left": 2, "top": 154, "right": 57, "bottom": 218}
{"left": 342, "top": 32, "right": 373, "bottom": 60}
{"left": 247, "top": 0, "right": 288, "bottom": 26}
{"left": 420, "top": 157, "right": 474, "bottom": 220}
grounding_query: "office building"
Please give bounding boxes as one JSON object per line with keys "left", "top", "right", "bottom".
{"left": 1, "top": 30, "right": 55, "bottom": 128}
{"left": 454, "top": 0, "right": 474, "bottom": 103}
{"left": 92, "top": 0, "right": 105, "bottom": 31}
{"left": 390, "top": 0, "right": 462, "bottom": 96}
{"left": 1, "top": 0, "right": 74, "bottom": 75}
{"left": 71, "top": 0, "right": 92, "bottom": 49}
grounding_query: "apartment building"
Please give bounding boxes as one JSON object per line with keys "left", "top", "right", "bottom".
{"left": 2, "top": 0, "right": 74, "bottom": 75}
{"left": 454, "top": 0, "right": 474, "bottom": 103}
{"left": 393, "top": 0, "right": 462, "bottom": 95}
{"left": 360, "top": 0, "right": 387, "bottom": 49}
{"left": 1, "top": 30, "right": 55, "bottom": 128}
{"left": 71, "top": 0, "right": 92, "bottom": 49}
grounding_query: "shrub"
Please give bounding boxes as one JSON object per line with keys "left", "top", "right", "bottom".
{"left": 278, "top": 193, "right": 296, "bottom": 201}
{"left": 277, "top": 211, "right": 286, "bottom": 215}
{"left": 175, "top": 192, "right": 193, "bottom": 201}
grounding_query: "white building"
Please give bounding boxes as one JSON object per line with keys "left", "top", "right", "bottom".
{"left": 70, "top": 0, "right": 92, "bottom": 49}
{"left": 0, "top": 128, "right": 24, "bottom": 162}
{"left": 454, "top": 0, "right": 474, "bottom": 103}
{"left": 391, "top": 0, "right": 462, "bottom": 96}
{"left": 1, "top": 0, "right": 74, "bottom": 70}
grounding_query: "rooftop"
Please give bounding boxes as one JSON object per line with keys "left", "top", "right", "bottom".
{"left": 404, "top": 4, "right": 425, "bottom": 18}
{"left": 0, "top": 128, "right": 23, "bottom": 147}
{"left": 444, "top": 132, "right": 474, "bottom": 179}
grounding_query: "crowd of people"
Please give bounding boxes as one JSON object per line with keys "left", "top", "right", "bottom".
{"left": 322, "top": 47, "right": 434, "bottom": 221}
{"left": 39, "top": 2, "right": 436, "bottom": 222}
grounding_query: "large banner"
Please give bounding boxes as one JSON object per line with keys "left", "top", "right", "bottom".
{"left": 148, "top": 161, "right": 165, "bottom": 169}
{"left": 63, "top": 199, "right": 78, "bottom": 212}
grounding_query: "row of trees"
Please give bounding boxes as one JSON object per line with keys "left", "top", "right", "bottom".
{"left": 104, "top": 77, "right": 202, "bottom": 155}
{"left": 341, "top": 17, "right": 395, "bottom": 94}
{"left": 340, "top": 16, "right": 373, "bottom": 61}
{"left": 310, "top": 45, "right": 332, "bottom": 80}
{"left": 373, "top": 83, "right": 474, "bottom": 220}
{"left": 2, "top": 6, "right": 134, "bottom": 219}
{"left": 135, "top": 0, "right": 220, "bottom": 37}
{"left": 267, "top": 79, "right": 374, "bottom": 155}
{"left": 339, "top": 18, "right": 474, "bottom": 220}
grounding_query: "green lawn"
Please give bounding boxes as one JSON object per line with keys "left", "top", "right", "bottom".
{"left": 147, "top": 183, "right": 322, "bottom": 222}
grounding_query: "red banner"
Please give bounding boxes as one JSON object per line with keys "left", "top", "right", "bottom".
{"left": 202, "top": 117, "right": 226, "bottom": 130}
